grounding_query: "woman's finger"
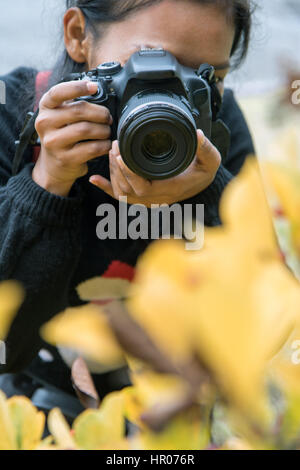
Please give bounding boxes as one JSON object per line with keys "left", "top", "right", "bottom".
{"left": 109, "top": 152, "right": 134, "bottom": 195}
{"left": 38, "top": 101, "right": 113, "bottom": 130}
{"left": 110, "top": 140, "right": 152, "bottom": 197}
{"left": 193, "top": 129, "right": 221, "bottom": 171}
{"left": 67, "top": 139, "right": 112, "bottom": 164}
{"left": 116, "top": 155, "right": 152, "bottom": 196}
{"left": 39, "top": 80, "right": 99, "bottom": 110}
{"left": 50, "top": 121, "right": 111, "bottom": 148}
{"left": 89, "top": 174, "right": 114, "bottom": 198}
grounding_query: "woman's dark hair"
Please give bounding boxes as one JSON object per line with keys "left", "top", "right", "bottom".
{"left": 50, "top": 0, "right": 254, "bottom": 86}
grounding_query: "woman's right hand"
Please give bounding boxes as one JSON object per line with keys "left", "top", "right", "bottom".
{"left": 32, "top": 80, "right": 113, "bottom": 197}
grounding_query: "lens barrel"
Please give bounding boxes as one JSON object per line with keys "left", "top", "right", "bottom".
{"left": 117, "top": 91, "right": 197, "bottom": 180}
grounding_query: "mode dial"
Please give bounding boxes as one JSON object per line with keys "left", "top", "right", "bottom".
{"left": 97, "top": 62, "right": 122, "bottom": 75}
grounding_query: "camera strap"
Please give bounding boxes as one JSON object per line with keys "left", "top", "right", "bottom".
{"left": 12, "top": 71, "right": 51, "bottom": 176}
{"left": 210, "top": 81, "right": 231, "bottom": 162}
{"left": 197, "top": 64, "right": 231, "bottom": 161}
{"left": 12, "top": 110, "right": 40, "bottom": 176}
{"left": 211, "top": 119, "right": 231, "bottom": 163}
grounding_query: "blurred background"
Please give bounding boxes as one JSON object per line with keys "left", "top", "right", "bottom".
{"left": 0, "top": 0, "right": 300, "bottom": 97}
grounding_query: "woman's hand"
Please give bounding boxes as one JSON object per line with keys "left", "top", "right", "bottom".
{"left": 89, "top": 130, "right": 221, "bottom": 207}
{"left": 32, "top": 80, "right": 113, "bottom": 197}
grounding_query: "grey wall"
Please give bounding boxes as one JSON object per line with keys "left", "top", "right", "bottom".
{"left": 0, "top": 0, "right": 299, "bottom": 95}
{"left": 0, "top": 0, "right": 63, "bottom": 74}
{"left": 227, "top": 0, "right": 300, "bottom": 95}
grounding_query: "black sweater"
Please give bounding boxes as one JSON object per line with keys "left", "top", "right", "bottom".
{"left": 0, "top": 67, "right": 255, "bottom": 393}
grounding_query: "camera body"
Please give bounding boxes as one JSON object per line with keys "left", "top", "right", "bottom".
{"left": 69, "top": 48, "right": 229, "bottom": 180}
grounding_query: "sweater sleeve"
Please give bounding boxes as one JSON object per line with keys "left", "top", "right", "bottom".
{"left": 178, "top": 88, "right": 256, "bottom": 227}
{"left": 0, "top": 68, "right": 84, "bottom": 373}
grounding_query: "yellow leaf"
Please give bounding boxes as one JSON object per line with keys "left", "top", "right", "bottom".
{"left": 281, "top": 393, "right": 300, "bottom": 444}
{"left": 40, "top": 304, "right": 125, "bottom": 368}
{"left": 73, "top": 392, "right": 126, "bottom": 450}
{"left": 8, "top": 396, "right": 45, "bottom": 450}
{"left": 129, "top": 367, "right": 188, "bottom": 411}
{"left": 122, "top": 386, "right": 145, "bottom": 429}
{"left": 35, "top": 435, "right": 58, "bottom": 450}
{"left": 220, "top": 437, "right": 253, "bottom": 450}
{"left": 0, "top": 391, "right": 16, "bottom": 450}
{"left": 219, "top": 158, "right": 280, "bottom": 264}
{"left": 47, "top": 408, "right": 76, "bottom": 450}
{"left": 265, "top": 162, "right": 300, "bottom": 254}
{"left": 270, "top": 321, "right": 300, "bottom": 442}
{"left": 0, "top": 392, "right": 45, "bottom": 450}
{"left": 128, "top": 240, "right": 201, "bottom": 363}
{"left": 131, "top": 410, "right": 203, "bottom": 450}
{"left": 191, "top": 260, "right": 298, "bottom": 421}
{"left": 77, "top": 277, "right": 131, "bottom": 301}
{"left": 126, "top": 160, "right": 297, "bottom": 423}
{"left": 0, "top": 281, "right": 24, "bottom": 340}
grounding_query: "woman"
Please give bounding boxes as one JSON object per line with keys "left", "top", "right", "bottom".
{"left": 0, "top": 0, "right": 255, "bottom": 420}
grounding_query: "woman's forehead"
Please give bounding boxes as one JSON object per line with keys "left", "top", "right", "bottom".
{"left": 93, "top": 1, "right": 235, "bottom": 70}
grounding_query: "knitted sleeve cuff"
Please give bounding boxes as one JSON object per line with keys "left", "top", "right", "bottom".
{"left": 6, "top": 164, "right": 83, "bottom": 228}
{"left": 195, "top": 163, "right": 233, "bottom": 206}
{"left": 178, "top": 164, "right": 234, "bottom": 226}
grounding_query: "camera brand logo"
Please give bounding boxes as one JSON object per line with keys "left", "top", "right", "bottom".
{"left": 96, "top": 197, "right": 204, "bottom": 251}
{"left": 0, "top": 341, "right": 6, "bottom": 365}
{"left": 291, "top": 80, "right": 300, "bottom": 105}
{"left": 0, "top": 80, "right": 6, "bottom": 105}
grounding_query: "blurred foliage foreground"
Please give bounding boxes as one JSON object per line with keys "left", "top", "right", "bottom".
{"left": 1, "top": 95, "right": 300, "bottom": 449}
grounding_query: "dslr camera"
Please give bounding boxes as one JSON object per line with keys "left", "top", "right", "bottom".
{"left": 70, "top": 48, "right": 230, "bottom": 180}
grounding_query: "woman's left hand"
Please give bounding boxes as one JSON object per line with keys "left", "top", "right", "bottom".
{"left": 89, "top": 129, "right": 221, "bottom": 207}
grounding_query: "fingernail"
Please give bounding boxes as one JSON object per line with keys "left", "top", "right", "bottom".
{"left": 197, "top": 129, "right": 205, "bottom": 143}
{"left": 86, "top": 81, "right": 98, "bottom": 94}
{"left": 112, "top": 140, "right": 119, "bottom": 154}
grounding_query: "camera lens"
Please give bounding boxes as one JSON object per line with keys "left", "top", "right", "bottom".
{"left": 142, "top": 131, "right": 176, "bottom": 161}
{"left": 117, "top": 91, "right": 197, "bottom": 180}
